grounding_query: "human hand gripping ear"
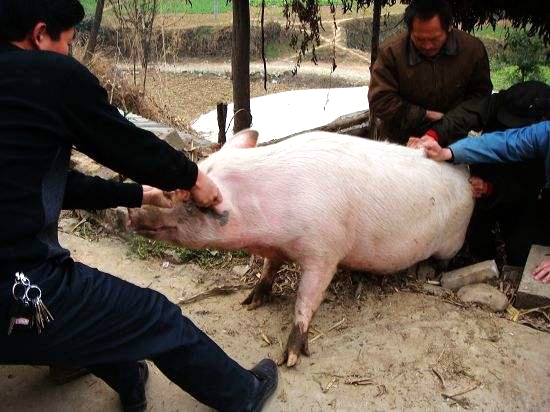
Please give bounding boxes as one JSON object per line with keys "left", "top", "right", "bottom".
{"left": 141, "top": 185, "right": 172, "bottom": 208}
{"left": 190, "top": 170, "right": 223, "bottom": 208}
{"left": 142, "top": 185, "right": 192, "bottom": 208}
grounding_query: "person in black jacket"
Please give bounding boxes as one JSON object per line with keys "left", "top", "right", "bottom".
{"left": 0, "top": 1, "right": 277, "bottom": 411}
{"left": 409, "top": 81, "right": 550, "bottom": 266}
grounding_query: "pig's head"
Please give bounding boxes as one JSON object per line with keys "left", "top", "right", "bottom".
{"left": 128, "top": 200, "right": 230, "bottom": 248}
{"left": 128, "top": 129, "right": 259, "bottom": 249}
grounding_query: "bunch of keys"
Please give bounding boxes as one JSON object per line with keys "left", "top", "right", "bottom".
{"left": 8, "top": 272, "right": 54, "bottom": 335}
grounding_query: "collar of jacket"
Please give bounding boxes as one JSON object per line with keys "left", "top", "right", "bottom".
{"left": 407, "top": 29, "right": 459, "bottom": 66}
{"left": 0, "top": 41, "right": 23, "bottom": 54}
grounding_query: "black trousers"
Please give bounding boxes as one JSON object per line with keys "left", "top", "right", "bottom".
{"left": 467, "top": 189, "right": 548, "bottom": 266}
{"left": 0, "top": 257, "right": 256, "bottom": 411}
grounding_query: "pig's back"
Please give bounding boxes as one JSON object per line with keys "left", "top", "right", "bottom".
{"left": 211, "top": 132, "right": 474, "bottom": 272}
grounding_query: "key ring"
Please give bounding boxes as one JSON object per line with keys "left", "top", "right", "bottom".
{"left": 25, "top": 285, "right": 42, "bottom": 304}
{"left": 12, "top": 282, "right": 28, "bottom": 301}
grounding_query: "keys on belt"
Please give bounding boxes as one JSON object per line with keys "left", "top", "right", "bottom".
{"left": 7, "top": 272, "right": 53, "bottom": 335}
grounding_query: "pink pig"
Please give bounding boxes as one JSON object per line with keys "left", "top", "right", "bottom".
{"left": 129, "top": 130, "right": 474, "bottom": 367}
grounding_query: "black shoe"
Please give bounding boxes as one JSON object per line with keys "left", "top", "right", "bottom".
{"left": 121, "top": 361, "right": 149, "bottom": 412}
{"left": 248, "top": 359, "right": 278, "bottom": 412}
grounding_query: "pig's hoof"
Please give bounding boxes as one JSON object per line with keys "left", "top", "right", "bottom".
{"left": 279, "top": 324, "right": 310, "bottom": 368}
{"left": 242, "top": 282, "right": 272, "bottom": 310}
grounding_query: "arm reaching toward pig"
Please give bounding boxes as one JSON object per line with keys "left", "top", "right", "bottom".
{"left": 63, "top": 170, "right": 182, "bottom": 210}
{"left": 421, "top": 121, "right": 550, "bottom": 184}
{"left": 61, "top": 63, "right": 198, "bottom": 192}
{"left": 418, "top": 137, "right": 453, "bottom": 161}
{"left": 63, "top": 170, "right": 143, "bottom": 210}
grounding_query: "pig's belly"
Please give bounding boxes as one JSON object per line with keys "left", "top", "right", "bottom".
{"left": 339, "top": 224, "right": 465, "bottom": 274}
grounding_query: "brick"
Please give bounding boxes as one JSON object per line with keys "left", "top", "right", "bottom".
{"left": 457, "top": 283, "right": 508, "bottom": 312}
{"left": 440, "top": 260, "right": 498, "bottom": 291}
{"left": 515, "top": 244, "right": 550, "bottom": 309}
{"left": 158, "top": 129, "right": 185, "bottom": 150}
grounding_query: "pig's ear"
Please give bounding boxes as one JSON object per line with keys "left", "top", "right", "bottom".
{"left": 222, "top": 129, "right": 259, "bottom": 150}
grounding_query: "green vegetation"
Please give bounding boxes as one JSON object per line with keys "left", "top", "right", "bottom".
{"left": 473, "top": 23, "right": 507, "bottom": 40}
{"left": 80, "top": 0, "right": 231, "bottom": 15}
{"left": 127, "top": 235, "right": 249, "bottom": 268}
{"left": 158, "top": 0, "right": 231, "bottom": 14}
{"left": 495, "top": 29, "right": 547, "bottom": 83}
{"left": 127, "top": 236, "right": 170, "bottom": 260}
{"left": 248, "top": 0, "right": 333, "bottom": 5}
{"left": 474, "top": 24, "right": 549, "bottom": 90}
{"left": 491, "top": 64, "right": 550, "bottom": 91}
{"left": 264, "top": 41, "right": 293, "bottom": 59}
{"left": 73, "top": 220, "right": 99, "bottom": 240}
{"left": 80, "top": 0, "right": 100, "bottom": 14}
{"left": 80, "top": 0, "right": 337, "bottom": 15}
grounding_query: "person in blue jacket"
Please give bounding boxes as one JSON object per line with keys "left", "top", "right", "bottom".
{"left": 410, "top": 81, "right": 550, "bottom": 267}
{"left": 421, "top": 120, "right": 550, "bottom": 283}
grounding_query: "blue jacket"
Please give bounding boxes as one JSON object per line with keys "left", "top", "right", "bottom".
{"left": 449, "top": 121, "right": 550, "bottom": 185}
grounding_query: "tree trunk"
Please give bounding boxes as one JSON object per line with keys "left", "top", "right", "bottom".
{"left": 367, "top": 0, "right": 382, "bottom": 140}
{"left": 231, "top": 0, "right": 251, "bottom": 133}
{"left": 83, "top": 0, "right": 106, "bottom": 65}
{"left": 370, "top": 0, "right": 382, "bottom": 66}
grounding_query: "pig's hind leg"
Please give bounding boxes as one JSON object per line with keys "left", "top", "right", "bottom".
{"left": 282, "top": 259, "right": 338, "bottom": 367}
{"left": 242, "top": 258, "right": 284, "bottom": 309}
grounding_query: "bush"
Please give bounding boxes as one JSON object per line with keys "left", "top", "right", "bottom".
{"left": 342, "top": 14, "right": 406, "bottom": 52}
{"left": 78, "top": 21, "right": 290, "bottom": 60}
{"left": 496, "top": 30, "right": 548, "bottom": 82}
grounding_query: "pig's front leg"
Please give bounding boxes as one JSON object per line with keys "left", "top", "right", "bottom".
{"left": 242, "top": 258, "right": 284, "bottom": 309}
{"left": 282, "top": 260, "right": 338, "bottom": 367}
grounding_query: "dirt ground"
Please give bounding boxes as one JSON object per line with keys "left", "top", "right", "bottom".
{"left": 2, "top": 227, "right": 548, "bottom": 411}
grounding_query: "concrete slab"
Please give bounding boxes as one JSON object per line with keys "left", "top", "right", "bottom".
{"left": 440, "top": 260, "right": 499, "bottom": 291}
{"left": 120, "top": 110, "right": 213, "bottom": 148}
{"left": 516, "top": 244, "right": 550, "bottom": 309}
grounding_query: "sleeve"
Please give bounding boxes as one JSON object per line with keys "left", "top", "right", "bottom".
{"left": 431, "top": 95, "right": 490, "bottom": 146}
{"left": 463, "top": 40, "right": 493, "bottom": 100}
{"left": 368, "top": 47, "right": 427, "bottom": 137}
{"left": 449, "top": 121, "right": 550, "bottom": 165}
{"left": 63, "top": 170, "right": 143, "bottom": 210}
{"left": 59, "top": 62, "right": 198, "bottom": 192}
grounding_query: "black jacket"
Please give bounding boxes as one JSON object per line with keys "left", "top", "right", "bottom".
{"left": 0, "top": 42, "right": 198, "bottom": 273}
{"left": 430, "top": 92, "right": 506, "bottom": 146}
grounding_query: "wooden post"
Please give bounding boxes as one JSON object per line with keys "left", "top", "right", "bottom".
{"left": 217, "top": 102, "right": 228, "bottom": 146}
{"left": 367, "top": 0, "right": 382, "bottom": 140}
{"left": 231, "top": 0, "right": 252, "bottom": 133}
{"left": 83, "top": 0, "right": 106, "bottom": 65}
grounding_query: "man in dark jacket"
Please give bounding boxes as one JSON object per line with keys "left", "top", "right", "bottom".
{"left": 0, "top": 0, "right": 277, "bottom": 411}
{"left": 368, "top": 0, "right": 492, "bottom": 144}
